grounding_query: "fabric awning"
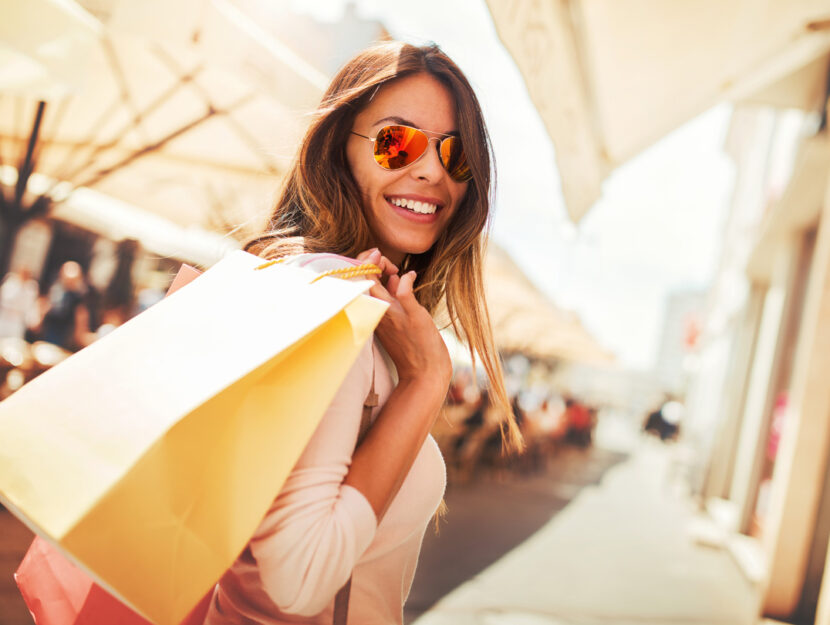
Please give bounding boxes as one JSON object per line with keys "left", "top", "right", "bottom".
{"left": 485, "top": 0, "right": 830, "bottom": 222}
{"left": 0, "top": 0, "right": 326, "bottom": 237}
{"left": 485, "top": 244, "right": 614, "bottom": 364}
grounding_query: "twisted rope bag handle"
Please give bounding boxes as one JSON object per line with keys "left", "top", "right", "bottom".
{"left": 255, "top": 258, "right": 382, "bottom": 284}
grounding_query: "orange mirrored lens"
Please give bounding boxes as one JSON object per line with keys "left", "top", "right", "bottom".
{"left": 372, "top": 125, "right": 472, "bottom": 182}
{"left": 374, "top": 126, "right": 429, "bottom": 170}
{"left": 440, "top": 136, "right": 472, "bottom": 182}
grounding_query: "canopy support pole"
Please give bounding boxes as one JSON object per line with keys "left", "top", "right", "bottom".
{"left": 15, "top": 101, "right": 46, "bottom": 210}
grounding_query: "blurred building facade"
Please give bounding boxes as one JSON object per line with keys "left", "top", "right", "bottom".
{"left": 692, "top": 106, "right": 830, "bottom": 623}
{"left": 688, "top": 88, "right": 830, "bottom": 624}
{"left": 653, "top": 289, "right": 706, "bottom": 397}
{"left": 485, "top": 2, "right": 830, "bottom": 623}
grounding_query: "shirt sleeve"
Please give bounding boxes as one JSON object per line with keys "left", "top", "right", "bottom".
{"left": 248, "top": 337, "right": 378, "bottom": 616}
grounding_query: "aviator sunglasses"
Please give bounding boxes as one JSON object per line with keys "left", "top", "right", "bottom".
{"left": 351, "top": 124, "right": 473, "bottom": 182}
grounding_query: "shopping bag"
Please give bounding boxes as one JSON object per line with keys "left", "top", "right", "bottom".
{"left": 165, "top": 263, "right": 202, "bottom": 296}
{"left": 15, "top": 536, "right": 211, "bottom": 625}
{"left": 0, "top": 250, "right": 387, "bottom": 625}
{"left": 13, "top": 264, "right": 209, "bottom": 625}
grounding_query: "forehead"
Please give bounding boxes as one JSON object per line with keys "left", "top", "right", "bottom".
{"left": 356, "top": 72, "right": 458, "bottom": 134}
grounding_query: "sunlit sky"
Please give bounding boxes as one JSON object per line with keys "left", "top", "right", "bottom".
{"left": 292, "top": 0, "right": 736, "bottom": 370}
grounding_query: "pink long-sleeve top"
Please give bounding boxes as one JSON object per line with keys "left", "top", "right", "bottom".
{"left": 204, "top": 254, "right": 447, "bottom": 625}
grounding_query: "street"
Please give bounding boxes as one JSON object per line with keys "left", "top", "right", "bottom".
{"left": 412, "top": 440, "right": 760, "bottom": 625}
{"left": 406, "top": 445, "right": 629, "bottom": 622}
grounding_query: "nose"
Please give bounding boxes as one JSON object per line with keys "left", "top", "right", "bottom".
{"left": 408, "top": 137, "right": 445, "bottom": 183}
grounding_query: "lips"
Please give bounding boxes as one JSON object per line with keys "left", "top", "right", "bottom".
{"left": 385, "top": 196, "right": 442, "bottom": 223}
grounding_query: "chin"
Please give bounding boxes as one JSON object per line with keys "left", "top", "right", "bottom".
{"left": 397, "top": 239, "right": 438, "bottom": 257}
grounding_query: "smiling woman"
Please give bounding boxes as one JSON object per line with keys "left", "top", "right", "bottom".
{"left": 345, "top": 73, "right": 469, "bottom": 263}
{"left": 208, "top": 41, "right": 522, "bottom": 625}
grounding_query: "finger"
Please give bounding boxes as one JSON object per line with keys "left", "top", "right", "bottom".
{"left": 362, "top": 251, "right": 382, "bottom": 283}
{"left": 395, "top": 271, "right": 420, "bottom": 313}
{"left": 379, "top": 256, "right": 399, "bottom": 276}
{"left": 385, "top": 273, "right": 401, "bottom": 295}
{"left": 356, "top": 248, "right": 380, "bottom": 263}
{"left": 396, "top": 271, "right": 415, "bottom": 297}
{"left": 378, "top": 257, "right": 398, "bottom": 288}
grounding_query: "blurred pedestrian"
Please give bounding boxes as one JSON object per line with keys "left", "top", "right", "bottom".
{"left": 659, "top": 399, "right": 684, "bottom": 441}
{"left": 0, "top": 267, "right": 39, "bottom": 339}
{"left": 30, "top": 261, "right": 95, "bottom": 352}
{"left": 643, "top": 397, "right": 683, "bottom": 441}
{"left": 104, "top": 240, "right": 138, "bottom": 316}
{"left": 205, "top": 41, "right": 523, "bottom": 625}
{"left": 565, "top": 397, "right": 594, "bottom": 447}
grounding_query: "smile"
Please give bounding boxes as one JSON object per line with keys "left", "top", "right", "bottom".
{"left": 386, "top": 196, "right": 439, "bottom": 215}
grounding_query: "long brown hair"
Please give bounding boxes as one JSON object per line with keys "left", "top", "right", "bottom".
{"left": 246, "top": 41, "right": 522, "bottom": 452}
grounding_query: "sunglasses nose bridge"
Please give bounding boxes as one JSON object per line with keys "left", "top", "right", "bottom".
{"left": 426, "top": 134, "right": 452, "bottom": 150}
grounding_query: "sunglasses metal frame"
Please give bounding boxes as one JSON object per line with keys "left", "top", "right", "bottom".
{"left": 350, "top": 124, "right": 472, "bottom": 182}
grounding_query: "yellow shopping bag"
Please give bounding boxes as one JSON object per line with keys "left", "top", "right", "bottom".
{"left": 0, "top": 250, "right": 387, "bottom": 625}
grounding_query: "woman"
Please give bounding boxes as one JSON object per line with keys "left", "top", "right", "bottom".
{"left": 206, "top": 41, "right": 522, "bottom": 625}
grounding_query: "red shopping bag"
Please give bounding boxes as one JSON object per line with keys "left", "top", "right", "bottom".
{"left": 14, "top": 536, "right": 212, "bottom": 625}
{"left": 165, "top": 263, "right": 203, "bottom": 296}
{"left": 13, "top": 264, "right": 209, "bottom": 625}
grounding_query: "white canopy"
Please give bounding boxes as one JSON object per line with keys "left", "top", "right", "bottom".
{"left": 0, "top": 0, "right": 327, "bottom": 236}
{"left": 485, "top": 244, "right": 614, "bottom": 364}
{"left": 485, "top": 0, "right": 830, "bottom": 222}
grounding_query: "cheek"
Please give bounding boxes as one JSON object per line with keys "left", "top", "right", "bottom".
{"left": 346, "top": 147, "right": 364, "bottom": 191}
{"left": 346, "top": 141, "right": 375, "bottom": 197}
{"left": 442, "top": 185, "right": 473, "bottom": 234}
{"left": 349, "top": 159, "right": 386, "bottom": 204}
{"left": 450, "top": 182, "right": 470, "bottom": 212}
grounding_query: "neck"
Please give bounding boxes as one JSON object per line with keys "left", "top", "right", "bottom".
{"left": 385, "top": 250, "right": 406, "bottom": 267}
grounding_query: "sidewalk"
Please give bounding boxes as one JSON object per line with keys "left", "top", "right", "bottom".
{"left": 413, "top": 440, "right": 760, "bottom": 625}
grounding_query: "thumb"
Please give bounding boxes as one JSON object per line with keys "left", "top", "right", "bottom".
{"left": 365, "top": 249, "right": 382, "bottom": 266}
{"left": 356, "top": 248, "right": 381, "bottom": 264}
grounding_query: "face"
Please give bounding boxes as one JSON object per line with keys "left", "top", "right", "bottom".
{"left": 346, "top": 72, "right": 470, "bottom": 266}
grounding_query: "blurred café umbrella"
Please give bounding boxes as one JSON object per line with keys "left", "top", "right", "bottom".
{"left": 0, "top": 0, "right": 327, "bottom": 274}
{"left": 485, "top": 1, "right": 830, "bottom": 223}
{"left": 484, "top": 244, "right": 614, "bottom": 365}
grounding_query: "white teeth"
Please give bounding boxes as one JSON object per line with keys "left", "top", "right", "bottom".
{"left": 389, "top": 197, "right": 437, "bottom": 214}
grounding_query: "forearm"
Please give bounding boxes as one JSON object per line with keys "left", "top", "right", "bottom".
{"left": 343, "top": 375, "right": 447, "bottom": 520}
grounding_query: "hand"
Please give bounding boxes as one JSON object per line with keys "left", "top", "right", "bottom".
{"left": 363, "top": 259, "right": 452, "bottom": 392}
{"left": 355, "top": 248, "right": 399, "bottom": 288}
